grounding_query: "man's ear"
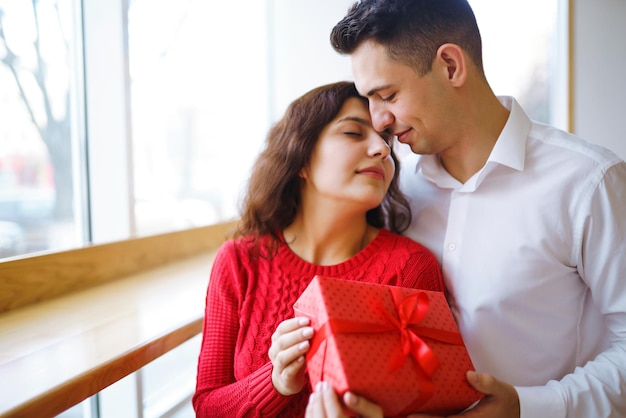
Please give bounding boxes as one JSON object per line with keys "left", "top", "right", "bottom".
{"left": 436, "top": 43, "right": 467, "bottom": 87}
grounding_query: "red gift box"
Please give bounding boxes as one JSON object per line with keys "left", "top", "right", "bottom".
{"left": 293, "top": 276, "right": 482, "bottom": 417}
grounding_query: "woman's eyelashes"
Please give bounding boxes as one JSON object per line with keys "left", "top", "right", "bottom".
{"left": 341, "top": 122, "right": 363, "bottom": 138}
{"left": 342, "top": 127, "right": 391, "bottom": 146}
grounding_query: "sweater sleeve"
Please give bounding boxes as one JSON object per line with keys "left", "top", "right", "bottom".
{"left": 192, "top": 241, "right": 293, "bottom": 417}
{"left": 399, "top": 238, "right": 445, "bottom": 292}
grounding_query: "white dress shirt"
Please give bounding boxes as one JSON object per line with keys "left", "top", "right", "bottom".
{"left": 400, "top": 97, "right": 626, "bottom": 418}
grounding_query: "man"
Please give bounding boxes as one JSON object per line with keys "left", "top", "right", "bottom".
{"left": 306, "top": 1, "right": 626, "bottom": 417}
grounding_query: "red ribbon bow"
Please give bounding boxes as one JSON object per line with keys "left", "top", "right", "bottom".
{"left": 382, "top": 287, "right": 440, "bottom": 376}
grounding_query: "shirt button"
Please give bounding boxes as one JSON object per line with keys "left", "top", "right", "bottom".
{"left": 448, "top": 243, "right": 456, "bottom": 251}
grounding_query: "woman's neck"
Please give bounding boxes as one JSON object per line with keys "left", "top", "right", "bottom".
{"left": 283, "top": 215, "right": 377, "bottom": 266}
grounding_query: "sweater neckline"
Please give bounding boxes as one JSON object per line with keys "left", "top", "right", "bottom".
{"left": 276, "top": 228, "right": 391, "bottom": 277}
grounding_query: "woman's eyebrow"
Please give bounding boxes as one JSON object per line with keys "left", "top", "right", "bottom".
{"left": 336, "top": 116, "right": 371, "bottom": 126}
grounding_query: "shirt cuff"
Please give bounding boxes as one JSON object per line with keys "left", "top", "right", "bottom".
{"left": 515, "top": 385, "right": 566, "bottom": 418}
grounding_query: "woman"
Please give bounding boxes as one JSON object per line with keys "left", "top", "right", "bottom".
{"left": 192, "top": 81, "right": 444, "bottom": 417}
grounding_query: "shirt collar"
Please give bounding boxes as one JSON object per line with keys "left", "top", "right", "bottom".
{"left": 415, "top": 96, "right": 532, "bottom": 189}
{"left": 490, "top": 96, "right": 530, "bottom": 172}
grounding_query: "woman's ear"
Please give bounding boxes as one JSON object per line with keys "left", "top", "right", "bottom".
{"left": 435, "top": 43, "right": 467, "bottom": 87}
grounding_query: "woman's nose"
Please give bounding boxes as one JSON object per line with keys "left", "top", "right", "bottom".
{"left": 368, "top": 134, "right": 391, "bottom": 159}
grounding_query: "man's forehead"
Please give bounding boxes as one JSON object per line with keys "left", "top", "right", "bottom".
{"left": 350, "top": 41, "right": 391, "bottom": 96}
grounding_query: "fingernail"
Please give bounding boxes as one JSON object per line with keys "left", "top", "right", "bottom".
{"left": 298, "top": 317, "right": 310, "bottom": 326}
{"left": 344, "top": 392, "right": 358, "bottom": 406}
{"left": 302, "top": 327, "right": 313, "bottom": 337}
{"left": 316, "top": 381, "right": 324, "bottom": 391}
{"left": 298, "top": 341, "right": 310, "bottom": 351}
{"left": 467, "top": 370, "right": 479, "bottom": 384}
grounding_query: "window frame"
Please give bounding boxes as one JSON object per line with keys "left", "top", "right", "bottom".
{"left": 83, "top": 0, "right": 135, "bottom": 243}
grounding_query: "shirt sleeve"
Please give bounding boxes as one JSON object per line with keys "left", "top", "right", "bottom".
{"left": 192, "top": 242, "right": 292, "bottom": 417}
{"left": 516, "top": 162, "right": 626, "bottom": 418}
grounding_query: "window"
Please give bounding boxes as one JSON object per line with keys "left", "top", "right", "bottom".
{"left": 128, "top": 0, "right": 269, "bottom": 236}
{"left": 0, "top": 0, "right": 85, "bottom": 258}
{"left": 469, "top": 0, "right": 568, "bottom": 129}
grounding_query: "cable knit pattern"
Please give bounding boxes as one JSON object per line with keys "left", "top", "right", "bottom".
{"left": 193, "top": 228, "right": 444, "bottom": 418}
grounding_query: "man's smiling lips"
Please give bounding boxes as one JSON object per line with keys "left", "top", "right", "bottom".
{"left": 357, "top": 166, "right": 385, "bottom": 180}
{"left": 395, "top": 129, "right": 411, "bottom": 144}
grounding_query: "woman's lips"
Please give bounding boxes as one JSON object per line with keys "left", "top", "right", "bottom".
{"left": 357, "top": 166, "right": 385, "bottom": 180}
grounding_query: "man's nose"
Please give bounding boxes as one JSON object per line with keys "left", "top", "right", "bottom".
{"left": 370, "top": 102, "right": 394, "bottom": 133}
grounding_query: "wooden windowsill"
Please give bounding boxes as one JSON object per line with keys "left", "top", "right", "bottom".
{"left": 0, "top": 222, "right": 236, "bottom": 418}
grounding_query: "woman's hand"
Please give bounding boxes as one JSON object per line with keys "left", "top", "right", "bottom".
{"left": 306, "top": 381, "right": 384, "bottom": 418}
{"left": 269, "top": 316, "right": 314, "bottom": 396}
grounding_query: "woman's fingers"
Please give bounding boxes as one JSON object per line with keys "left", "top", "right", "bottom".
{"left": 306, "top": 382, "right": 344, "bottom": 418}
{"left": 305, "top": 382, "right": 384, "bottom": 418}
{"left": 269, "top": 318, "right": 313, "bottom": 364}
{"left": 272, "top": 317, "right": 311, "bottom": 342}
{"left": 269, "top": 316, "right": 314, "bottom": 395}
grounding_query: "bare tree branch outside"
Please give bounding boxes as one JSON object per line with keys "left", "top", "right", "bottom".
{"left": 0, "top": 0, "right": 76, "bottom": 254}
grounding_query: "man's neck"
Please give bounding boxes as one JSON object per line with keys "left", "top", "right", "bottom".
{"left": 440, "top": 94, "right": 510, "bottom": 184}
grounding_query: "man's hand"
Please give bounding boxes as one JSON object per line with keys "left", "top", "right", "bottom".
{"left": 305, "top": 381, "right": 384, "bottom": 418}
{"left": 409, "top": 371, "right": 520, "bottom": 418}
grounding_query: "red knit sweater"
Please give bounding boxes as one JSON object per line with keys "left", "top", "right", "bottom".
{"left": 193, "top": 228, "right": 444, "bottom": 418}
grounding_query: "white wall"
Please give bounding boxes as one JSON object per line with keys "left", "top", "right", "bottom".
{"left": 269, "top": 0, "right": 354, "bottom": 121}
{"left": 572, "top": 0, "right": 626, "bottom": 160}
